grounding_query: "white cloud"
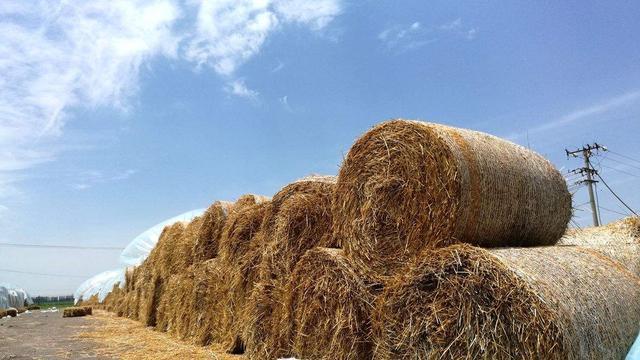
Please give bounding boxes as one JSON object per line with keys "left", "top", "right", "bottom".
{"left": 379, "top": 18, "right": 477, "bottom": 52}
{"left": 0, "top": 0, "right": 180, "bottom": 204}
{"left": 273, "top": 0, "right": 341, "bottom": 30}
{"left": 0, "top": 0, "right": 342, "bottom": 205}
{"left": 280, "top": 95, "right": 293, "bottom": 112}
{"left": 72, "top": 169, "right": 138, "bottom": 190}
{"left": 508, "top": 90, "right": 640, "bottom": 140}
{"left": 225, "top": 79, "right": 259, "bottom": 100}
{"left": 271, "top": 60, "right": 285, "bottom": 73}
{"left": 184, "top": 0, "right": 341, "bottom": 76}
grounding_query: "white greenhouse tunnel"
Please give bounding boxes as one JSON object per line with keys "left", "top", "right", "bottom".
{"left": 0, "top": 284, "right": 33, "bottom": 310}
{"left": 73, "top": 209, "right": 204, "bottom": 304}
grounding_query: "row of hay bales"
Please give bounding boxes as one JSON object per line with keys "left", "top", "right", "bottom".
{"left": 85, "top": 119, "right": 640, "bottom": 359}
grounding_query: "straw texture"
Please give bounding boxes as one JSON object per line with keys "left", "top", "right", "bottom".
{"left": 245, "top": 177, "right": 337, "bottom": 359}
{"left": 372, "top": 243, "right": 640, "bottom": 359}
{"left": 333, "top": 119, "right": 571, "bottom": 275}
{"left": 63, "top": 306, "right": 91, "bottom": 318}
{"left": 218, "top": 199, "right": 271, "bottom": 353}
{"left": 193, "top": 201, "right": 234, "bottom": 262}
{"left": 560, "top": 216, "right": 640, "bottom": 246}
{"left": 286, "top": 247, "right": 382, "bottom": 360}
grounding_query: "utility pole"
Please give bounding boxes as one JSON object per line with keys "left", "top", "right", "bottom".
{"left": 566, "top": 143, "right": 607, "bottom": 226}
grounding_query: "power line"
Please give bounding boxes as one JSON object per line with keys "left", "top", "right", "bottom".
{"left": 601, "top": 164, "right": 640, "bottom": 179}
{"left": 599, "top": 206, "right": 631, "bottom": 217}
{"left": 608, "top": 150, "right": 640, "bottom": 165}
{"left": 595, "top": 172, "right": 638, "bottom": 216}
{"left": 0, "top": 242, "right": 124, "bottom": 250}
{"left": 570, "top": 219, "right": 583, "bottom": 230}
{"left": 0, "top": 268, "right": 90, "bottom": 279}
{"left": 603, "top": 156, "right": 640, "bottom": 172}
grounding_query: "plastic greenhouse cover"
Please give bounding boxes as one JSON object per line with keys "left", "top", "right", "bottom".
{"left": 628, "top": 331, "right": 640, "bottom": 360}
{"left": 119, "top": 208, "right": 205, "bottom": 267}
{"left": 0, "top": 283, "right": 33, "bottom": 309}
{"left": 74, "top": 268, "right": 126, "bottom": 304}
{"left": 74, "top": 208, "right": 206, "bottom": 304}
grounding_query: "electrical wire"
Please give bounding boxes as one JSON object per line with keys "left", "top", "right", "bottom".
{"left": 603, "top": 156, "right": 640, "bottom": 172}
{"left": 595, "top": 172, "right": 638, "bottom": 216}
{"left": 608, "top": 150, "right": 640, "bottom": 165}
{"left": 598, "top": 206, "right": 631, "bottom": 217}
{"left": 0, "top": 242, "right": 124, "bottom": 250}
{"left": 570, "top": 219, "right": 583, "bottom": 230}
{"left": 600, "top": 165, "right": 640, "bottom": 179}
{"left": 0, "top": 268, "right": 90, "bottom": 279}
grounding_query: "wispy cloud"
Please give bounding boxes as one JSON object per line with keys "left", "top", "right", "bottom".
{"left": 508, "top": 90, "right": 640, "bottom": 140}
{"left": 225, "top": 79, "right": 259, "bottom": 100}
{"left": 271, "top": 60, "right": 285, "bottom": 73}
{"left": 0, "top": 0, "right": 179, "bottom": 205}
{"left": 184, "top": 0, "right": 341, "bottom": 76}
{"left": 439, "top": 18, "right": 477, "bottom": 40}
{"left": 280, "top": 95, "right": 293, "bottom": 112}
{"left": 72, "top": 169, "right": 138, "bottom": 190}
{"left": 0, "top": 0, "right": 343, "bottom": 206}
{"left": 379, "top": 18, "right": 477, "bottom": 52}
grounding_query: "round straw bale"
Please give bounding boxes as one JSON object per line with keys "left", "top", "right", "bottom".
{"left": 193, "top": 201, "right": 234, "bottom": 262}
{"left": 156, "top": 271, "right": 196, "bottom": 338}
{"left": 218, "top": 200, "right": 270, "bottom": 264}
{"left": 190, "top": 258, "right": 228, "bottom": 346}
{"left": 223, "top": 232, "right": 269, "bottom": 352}
{"left": 138, "top": 271, "right": 164, "bottom": 327}
{"left": 155, "top": 222, "right": 187, "bottom": 279}
{"left": 372, "top": 243, "right": 640, "bottom": 359}
{"left": 560, "top": 216, "right": 640, "bottom": 246}
{"left": 80, "top": 294, "right": 100, "bottom": 308}
{"left": 235, "top": 193, "right": 271, "bottom": 208}
{"left": 5, "top": 308, "right": 17, "bottom": 317}
{"left": 333, "top": 119, "right": 572, "bottom": 275}
{"left": 245, "top": 177, "right": 337, "bottom": 358}
{"left": 286, "top": 247, "right": 382, "bottom": 360}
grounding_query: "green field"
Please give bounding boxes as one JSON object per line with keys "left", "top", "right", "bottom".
{"left": 34, "top": 300, "right": 75, "bottom": 310}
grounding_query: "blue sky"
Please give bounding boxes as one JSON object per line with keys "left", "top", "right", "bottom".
{"left": 1, "top": 0, "right": 640, "bottom": 295}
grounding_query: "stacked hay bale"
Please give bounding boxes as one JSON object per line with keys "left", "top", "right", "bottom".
{"left": 372, "top": 244, "right": 640, "bottom": 359}
{"left": 244, "top": 176, "right": 337, "bottom": 358}
{"left": 193, "top": 201, "right": 234, "bottom": 262}
{"left": 136, "top": 221, "right": 187, "bottom": 327}
{"left": 218, "top": 199, "right": 272, "bottom": 353}
{"left": 190, "top": 258, "right": 228, "bottom": 346}
{"left": 86, "top": 119, "right": 640, "bottom": 359}
{"left": 559, "top": 217, "right": 640, "bottom": 274}
{"left": 285, "top": 248, "right": 382, "bottom": 360}
{"left": 332, "top": 119, "right": 572, "bottom": 276}
{"left": 560, "top": 216, "right": 639, "bottom": 246}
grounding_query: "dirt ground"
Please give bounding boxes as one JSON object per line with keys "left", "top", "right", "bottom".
{"left": 0, "top": 310, "right": 241, "bottom": 359}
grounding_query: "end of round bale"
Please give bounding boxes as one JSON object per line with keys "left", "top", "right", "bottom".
{"left": 286, "top": 247, "right": 382, "bottom": 360}
{"left": 373, "top": 243, "right": 640, "bottom": 359}
{"left": 333, "top": 119, "right": 571, "bottom": 276}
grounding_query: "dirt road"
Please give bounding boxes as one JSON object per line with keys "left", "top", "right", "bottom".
{"left": 0, "top": 309, "right": 109, "bottom": 359}
{"left": 0, "top": 310, "right": 240, "bottom": 359}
